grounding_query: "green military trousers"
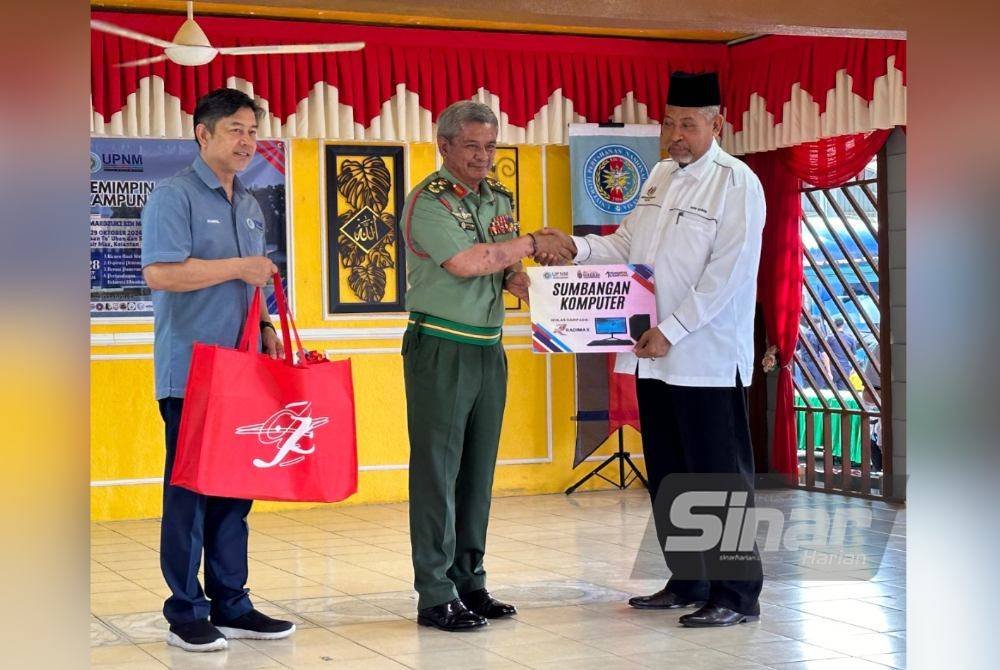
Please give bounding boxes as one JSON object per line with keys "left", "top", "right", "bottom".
{"left": 402, "top": 329, "right": 507, "bottom": 610}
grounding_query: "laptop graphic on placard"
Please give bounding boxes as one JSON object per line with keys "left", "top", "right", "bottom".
{"left": 587, "top": 317, "right": 632, "bottom": 346}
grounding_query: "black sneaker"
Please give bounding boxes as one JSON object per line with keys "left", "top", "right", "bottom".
{"left": 212, "top": 608, "right": 296, "bottom": 640}
{"left": 166, "top": 619, "right": 228, "bottom": 652}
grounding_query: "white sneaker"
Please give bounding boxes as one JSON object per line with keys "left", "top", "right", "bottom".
{"left": 166, "top": 619, "right": 228, "bottom": 652}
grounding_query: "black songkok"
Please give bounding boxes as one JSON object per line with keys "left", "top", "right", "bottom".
{"left": 667, "top": 71, "right": 721, "bottom": 107}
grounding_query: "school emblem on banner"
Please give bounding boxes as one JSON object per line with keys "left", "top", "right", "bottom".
{"left": 568, "top": 124, "right": 661, "bottom": 468}
{"left": 325, "top": 144, "right": 406, "bottom": 314}
{"left": 570, "top": 125, "right": 660, "bottom": 230}
{"left": 584, "top": 144, "right": 649, "bottom": 215}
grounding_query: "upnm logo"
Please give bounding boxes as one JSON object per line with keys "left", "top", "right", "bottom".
{"left": 235, "top": 401, "right": 329, "bottom": 468}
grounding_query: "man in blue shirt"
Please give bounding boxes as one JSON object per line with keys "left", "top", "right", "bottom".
{"left": 140, "top": 88, "right": 294, "bottom": 652}
{"left": 826, "top": 317, "right": 859, "bottom": 391}
{"left": 795, "top": 317, "right": 831, "bottom": 389}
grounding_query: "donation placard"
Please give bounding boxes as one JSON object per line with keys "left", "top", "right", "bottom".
{"left": 527, "top": 264, "right": 656, "bottom": 353}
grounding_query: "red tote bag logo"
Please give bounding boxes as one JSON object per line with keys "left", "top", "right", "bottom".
{"left": 171, "top": 275, "right": 358, "bottom": 503}
{"left": 235, "top": 401, "right": 330, "bottom": 469}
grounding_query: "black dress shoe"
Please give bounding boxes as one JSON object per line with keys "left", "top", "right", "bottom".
{"left": 461, "top": 588, "right": 517, "bottom": 619}
{"left": 417, "top": 598, "right": 487, "bottom": 631}
{"left": 628, "top": 587, "right": 706, "bottom": 610}
{"left": 679, "top": 603, "right": 760, "bottom": 627}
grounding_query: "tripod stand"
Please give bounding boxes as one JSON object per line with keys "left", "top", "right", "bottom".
{"left": 565, "top": 427, "right": 647, "bottom": 494}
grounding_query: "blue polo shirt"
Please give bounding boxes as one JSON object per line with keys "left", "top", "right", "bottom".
{"left": 141, "top": 155, "right": 266, "bottom": 399}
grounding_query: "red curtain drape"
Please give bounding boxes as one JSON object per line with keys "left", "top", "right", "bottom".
{"left": 746, "top": 128, "right": 892, "bottom": 477}
{"left": 745, "top": 152, "right": 803, "bottom": 477}
{"left": 725, "top": 36, "right": 906, "bottom": 133}
{"left": 779, "top": 129, "right": 892, "bottom": 187}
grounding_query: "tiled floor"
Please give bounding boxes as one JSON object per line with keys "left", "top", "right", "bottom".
{"left": 91, "top": 488, "right": 906, "bottom": 669}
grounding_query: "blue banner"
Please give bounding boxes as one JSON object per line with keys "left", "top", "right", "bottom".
{"left": 568, "top": 124, "right": 662, "bottom": 234}
{"left": 89, "top": 138, "right": 288, "bottom": 318}
{"left": 567, "top": 123, "right": 660, "bottom": 469}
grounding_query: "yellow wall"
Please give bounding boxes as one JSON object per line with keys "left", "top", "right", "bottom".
{"left": 90, "top": 140, "right": 645, "bottom": 521}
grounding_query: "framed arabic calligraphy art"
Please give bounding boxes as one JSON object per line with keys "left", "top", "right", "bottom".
{"left": 325, "top": 144, "right": 407, "bottom": 314}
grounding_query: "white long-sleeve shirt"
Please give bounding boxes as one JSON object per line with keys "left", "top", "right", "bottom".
{"left": 572, "top": 139, "right": 766, "bottom": 387}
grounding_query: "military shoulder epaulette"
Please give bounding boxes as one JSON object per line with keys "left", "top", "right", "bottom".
{"left": 423, "top": 177, "right": 452, "bottom": 195}
{"left": 485, "top": 177, "right": 512, "bottom": 199}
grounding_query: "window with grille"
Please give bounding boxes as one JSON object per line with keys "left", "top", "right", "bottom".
{"left": 793, "top": 152, "right": 891, "bottom": 496}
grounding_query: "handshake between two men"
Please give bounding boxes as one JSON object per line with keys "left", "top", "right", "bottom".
{"left": 529, "top": 227, "right": 577, "bottom": 266}
{"left": 516, "top": 227, "right": 669, "bottom": 360}
{"left": 500, "top": 227, "right": 576, "bottom": 307}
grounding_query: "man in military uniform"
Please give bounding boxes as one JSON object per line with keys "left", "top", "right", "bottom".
{"left": 401, "top": 100, "right": 574, "bottom": 631}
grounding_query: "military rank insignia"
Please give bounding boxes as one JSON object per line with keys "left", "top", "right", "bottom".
{"left": 485, "top": 177, "right": 515, "bottom": 213}
{"left": 485, "top": 177, "right": 512, "bottom": 198}
{"left": 424, "top": 177, "right": 451, "bottom": 195}
{"left": 488, "top": 214, "right": 518, "bottom": 236}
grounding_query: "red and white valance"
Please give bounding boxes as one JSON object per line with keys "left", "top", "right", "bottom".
{"left": 723, "top": 36, "right": 906, "bottom": 154}
{"left": 90, "top": 12, "right": 905, "bottom": 154}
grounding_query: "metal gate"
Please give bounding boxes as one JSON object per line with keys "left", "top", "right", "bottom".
{"left": 792, "top": 149, "right": 896, "bottom": 499}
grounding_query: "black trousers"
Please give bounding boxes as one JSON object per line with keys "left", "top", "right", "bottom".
{"left": 159, "top": 398, "right": 254, "bottom": 625}
{"left": 636, "top": 376, "right": 764, "bottom": 615}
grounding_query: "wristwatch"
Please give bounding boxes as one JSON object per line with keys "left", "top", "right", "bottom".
{"left": 260, "top": 320, "right": 276, "bottom": 333}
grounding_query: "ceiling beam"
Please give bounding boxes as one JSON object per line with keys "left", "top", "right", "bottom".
{"left": 92, "top": 0, "right": 906, "bottom": 41}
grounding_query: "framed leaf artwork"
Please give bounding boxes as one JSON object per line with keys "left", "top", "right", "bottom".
{"left": 325, "top": 144, "right": 406, "bottom": 314}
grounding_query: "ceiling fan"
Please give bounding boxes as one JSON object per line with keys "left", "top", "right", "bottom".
{"left": 91, "top": 1, "right": 365, "bottom": 67}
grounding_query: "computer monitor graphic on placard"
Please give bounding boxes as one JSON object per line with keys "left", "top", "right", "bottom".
{"left": 587, "top": 316, "right": 631, "bottom": 346}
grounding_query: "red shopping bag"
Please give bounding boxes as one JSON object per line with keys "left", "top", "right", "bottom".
{"left": 171, "top": 274, "right": 357, "bottom": 502}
